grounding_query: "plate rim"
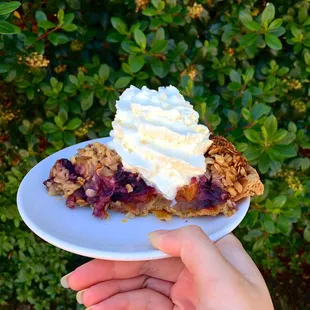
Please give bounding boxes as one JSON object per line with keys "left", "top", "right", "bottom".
{"left": 17, "top": 137, "right": 250, "bottom": 261}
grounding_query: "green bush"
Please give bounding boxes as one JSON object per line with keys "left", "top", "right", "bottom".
{"left": 0, "top": 0, "right": 309, "bottom": 309}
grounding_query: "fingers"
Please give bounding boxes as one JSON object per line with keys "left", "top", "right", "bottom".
{"left": 85, "top": 289, "right": 173, "bottom": 310}
{"left": 216, "top": 234, "right": 269, "bottom": 289}
{"left": 66, "top": 257, "right": 183, "bottom": 291}
{"left": 148, "top": 226, "right": 236, "bottom": 285}
{"left": 78, "top": 276, "right": 173, "bottom": 307}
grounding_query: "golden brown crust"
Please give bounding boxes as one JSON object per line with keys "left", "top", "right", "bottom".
{"left": 233, "top": 166, "right": 264, "bottom": 201}
{"left": 109, "top": 196, "right": 236, "bottom": 220}
{"left": 205, "top": 135, "right": 264, "bottom": 202}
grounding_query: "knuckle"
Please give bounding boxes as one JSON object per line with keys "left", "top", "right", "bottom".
{"left": 184, "top": 225, "right": 205, "bottom": 236}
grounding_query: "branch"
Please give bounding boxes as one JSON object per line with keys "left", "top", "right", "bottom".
{"left": 26, "top": 25, "right": 61, "bottom": 49}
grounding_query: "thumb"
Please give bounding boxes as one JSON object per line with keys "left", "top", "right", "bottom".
{"left": 148, "top": 225, "right": 235, "bottom": 284}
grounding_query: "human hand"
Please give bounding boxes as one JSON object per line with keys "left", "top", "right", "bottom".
{"left": 61, "top": 226, "right": 274, "bottom": 310}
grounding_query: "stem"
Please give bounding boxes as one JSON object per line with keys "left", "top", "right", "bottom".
{"left": 26, "top": 25, "right": 61, "bottom": 49}
{"left": 151, "top": 53, "right": 166, "bottom": 60}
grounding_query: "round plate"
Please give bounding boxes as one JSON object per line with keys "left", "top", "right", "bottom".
{"left": 17, "top": 137, "right": 250, "bottom": 261}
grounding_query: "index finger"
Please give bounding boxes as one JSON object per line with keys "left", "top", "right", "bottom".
{"left": 65, "top": 257, "right": 184, "bottom": 291}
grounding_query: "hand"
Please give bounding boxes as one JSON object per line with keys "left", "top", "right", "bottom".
{"left": 61, "top": 226, "right": 274, "bottom": 310}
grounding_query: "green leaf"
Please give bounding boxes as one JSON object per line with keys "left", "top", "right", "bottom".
{"left": 268, "top": 18, "right": 283, "bottom": 30}
{"left": 122, "top": 63, "right": 131, "bottom": 74}
{"left": 277, "top": 216, "right": 291, "bottom": 235}
{"left": 62, "top": 23, "right": 77, "bottom": 32}
{"left": 38, "top": 20, "right": 56, "bottom": 30}
{"left": 142, "top": 7, "right": 157, "bottom": 16}
{"left": 244, "top": 129, "right": 261, "bottom": 143}
{"left": 228, "top": 82, "right": 242, "bottom": 90}
{"left": 121, "top": 39, "right": 141, "bottom": 54}
{"left": 298, "top": 7, "right": 308, "bottom": 23}
{"left": 151, "top": 0, "right": 161, "bottom": 9}
{"left": 58, "top": 34, "right": 69, "bottom": 44}
{"left": 263, "top": 219, "right": 276, "bottom": 234}
{"left": 151, "top": 40, "right": 168, "bottom": 53}
{"left": 242, "top": 90, "right": 252, "bottom": 107}
{"left": 48, "top": 33, "right": 59, "bottom": 46}
{"left": 41, "top": 122, "right": 59, "bottom": 133}
{"left": 50, "top": 77, "right": 58, "bottom": 88}
{"left": 243, "top": 67, "right": 255, "bottom": 83}
{"left": 241, "top": 108, "right": 252, "bottom": 121}
{"left": 99, "top": 64, "right": 110, "bottom": 81}
{"left": 5, "top": 69, "right": 16, "bottom": 82}
{"left": 304, "top": 225, "right": 310, "bottom": 242}
{"left": 69, "top": 75, "right": 79, "bottom": 85}
{"left": 63, "top": 131, "right": 76, "bottom": 146}
{"left": 54, "top": 116, "right": 64, "bottom": 128}
{"left": 264, "top": 115, "right": 277, "bottom": 136}
{"left": 272, "top": 129, "right": 288, "bottom": 144}
{"left": 273, "top": 196, "right": 287, "bottom": 209}
{"left": 265, "top": 34, "right": 282, "bottom": 50}
{"left": 0, "top": 2, "right": 21, "bottom": 15}
{"left": 258, "top": 153, "right": 270, "bottom": 173}
{"left": 115, "top": 76, "right": 132, "bottom": 89}
{"left": 240, "top": 33, "right": 257, "bottom": 47}
{"left": 229, "top": 69, "right": 241, "bottom": 83}
{"left": 161, "top": 13, "right": 172, "bottom": 23}
{"left": 129, "top": 55, "right": 145, "bottom": 73}
{"left": 57, "top": 9, "right": 64, "bottom": 24}
{"left": 291, "top": 25, "right": 302, "bottom": 38}
{"left": 35, "top": 10, "right": 47, "bottom": 21}
{"left": 253, "top": 238, "right": 264, "bottom": 252}
{"left": 58, "top": 108, "right": 68, "bottom": 124}
{"left": 64, "top": 13, "right": 75, "bottom": 25}
{"left": 244, "top": 145, "right": 262, "bottom": 161}
{"left": 244, "top": 21, "right": 261, "bottom": 31}
{"left": 304, "top": 52, "right": 310, "bottom": 66}
{"left": 134, "top": 28, "right": 146, "bottom": 50}
{"left": 300, "top": 158, "right": 310, "bottom": 171}
{"left": 111, "top": 17, "right": 127, "bottom": 35}
{"left": 239, "top": 10, "right": 252, "bottom": 24}
{"left": 66, "top": 118, "right": 82, "bottom": 130}
{"left": 0, "top": 63, "right": 10, "bottom": 73}
{"left": 272, "top": 145, "right": 297, "bottom": 158}
{"left": 0, "top": 20, "right": 20, "bottom": 34}
{"left": 304, "top": 16, "right": 310, "bottom": 26}
{"left": 252, "top": 103, "right": 271, "bottom": 120}
{"left": 151, "top": 58, "right": 168, "bottom": 78}
{"left": 288, "top": 121, "right": 297, "bottom": 133}
{"left": 267, "top": 26, "right": 285, "bottom": 37}
{"left": 81, "top": 91, "right": 94, "bottom": 111}
{"left": 267, "top": 147, "right": 284, "bottom": 162}
{"left": 261, "top": 3, "right": 275, "bottom": 26}
{"left": 227, "top": 110, "right": 238, "bottom": 125}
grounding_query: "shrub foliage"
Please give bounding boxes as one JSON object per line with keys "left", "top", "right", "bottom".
{"left": 0, "top": 0, "right": 309, "bottom": 309}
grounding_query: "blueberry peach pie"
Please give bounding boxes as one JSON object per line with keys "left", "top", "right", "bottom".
{"left": 44, "top": 86, "right": 263, "bottom": 220}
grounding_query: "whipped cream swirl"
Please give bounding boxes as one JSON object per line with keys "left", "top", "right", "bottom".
{"left": 108, "top": 85, "right": 212, "bottom": 200}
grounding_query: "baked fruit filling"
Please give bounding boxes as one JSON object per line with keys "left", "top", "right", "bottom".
{"left": 43, "top": 135, "right": 263, "bottom": 220}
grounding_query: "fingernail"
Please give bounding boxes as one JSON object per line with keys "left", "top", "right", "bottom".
{"left": 148, "top": 230, "right": 169, "bottom": 242}
{"left": 76, "top": 289, "right": 86, "bottom": 304}
{"left": 60, "top": 271, "right": 74, "bottom": 288}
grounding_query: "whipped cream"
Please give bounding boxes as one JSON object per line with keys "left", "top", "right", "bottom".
{"left": 108, "top": 85, "right": 212, "bottom": 200}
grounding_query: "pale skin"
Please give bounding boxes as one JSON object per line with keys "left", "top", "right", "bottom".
{"left": 62, "top": 226, "right": 274, "bottom": 310}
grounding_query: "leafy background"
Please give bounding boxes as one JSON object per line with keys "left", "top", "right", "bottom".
{"left": 0, "top": 0, "right": 309, "bottom": 309}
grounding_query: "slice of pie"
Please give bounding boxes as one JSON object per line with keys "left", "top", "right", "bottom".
{"left": 43, "top": 85, "right": 263, "bottom": 220}
{"left": 43, "top": 135, "right": 263, "bottom": 220}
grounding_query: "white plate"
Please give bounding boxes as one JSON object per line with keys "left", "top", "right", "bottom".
{"left": 17, "top": 137, "right": 250, "bottom": 261}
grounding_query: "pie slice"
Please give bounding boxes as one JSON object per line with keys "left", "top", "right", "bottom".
{"left": 43, "top": 135, "right": 263, "bottom": 220}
